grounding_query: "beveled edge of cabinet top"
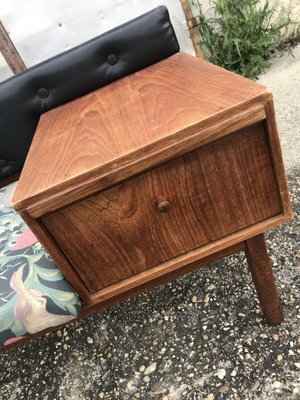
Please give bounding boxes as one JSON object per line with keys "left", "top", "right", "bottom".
{"left": 14, "top": 101, "right": 269, "bottom": 218}
{"left": 13, "top": 52, "right": 271, "bottom": 216}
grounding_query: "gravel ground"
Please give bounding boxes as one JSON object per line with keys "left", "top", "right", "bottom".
{"left": 0, "top": 48, "right": 299, "bottom": 400}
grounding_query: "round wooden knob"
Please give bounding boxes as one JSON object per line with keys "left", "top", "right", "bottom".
{"left": 156, "top": 196, "right": 171, "bottom": 213}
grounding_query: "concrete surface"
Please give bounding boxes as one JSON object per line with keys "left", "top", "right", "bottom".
{"left": 259, "top": 44, "right": 300, "bottom": 171}
{"left": 0, "top": 46, "right": 299, "bottom": 400}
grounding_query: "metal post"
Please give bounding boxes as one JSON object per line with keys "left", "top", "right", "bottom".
{"left": 180, "top": 0, "right": 203, "bottom": 58}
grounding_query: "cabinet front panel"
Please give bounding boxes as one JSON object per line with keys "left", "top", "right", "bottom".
{"left": 41, "top": 122, "right": 281, "bottom": 293}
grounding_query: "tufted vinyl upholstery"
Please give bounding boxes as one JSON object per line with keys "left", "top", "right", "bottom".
{"left": 0, "top": 6, "right": 179, "bottom": 180}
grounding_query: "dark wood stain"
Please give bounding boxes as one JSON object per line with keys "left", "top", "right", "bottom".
{"left": 42, "top": 123, "right": 281, "bottom": 293}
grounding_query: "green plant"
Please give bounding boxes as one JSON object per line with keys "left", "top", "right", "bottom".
{"left": 197, "top": 0, "right": 292, "bottom": 79}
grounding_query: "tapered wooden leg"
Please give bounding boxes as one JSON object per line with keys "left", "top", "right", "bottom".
{"left": 245, "top": 234, "right": 283, "bottom": 325}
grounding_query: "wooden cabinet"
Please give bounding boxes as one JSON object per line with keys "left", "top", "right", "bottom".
{"left": 13, "top": 53, "right": 292, "bottom": 324}
{"left": 41, "top": 122, "right": 280, "bottom": 293}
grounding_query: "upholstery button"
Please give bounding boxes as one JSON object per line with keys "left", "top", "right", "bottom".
{"left": 0, "top": 159, "right": 8, "bottom": 167}
{"left": 37, "top": 87, "right": 49, "bottom": 98}
{"left": 107, "top": 54, "right": 118, "bottom": 65}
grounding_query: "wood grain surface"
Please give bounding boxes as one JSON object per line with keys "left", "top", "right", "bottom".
{"left": 19, "top": 209, "right": 90, "bottom": 301}
{"left": 264, "top": 100, "right": 293, "bottom": 219}
{"left": 42, "top": 122, "right": 281, "bottom": 293}
{"left": 13, "top": 52, "right": 270, "bottom": 212}
{"left": 245, "top": 234, "right": 284, "bottom": 325}
{"left": 18, "top": 105, "right": 266, "bottom": 217}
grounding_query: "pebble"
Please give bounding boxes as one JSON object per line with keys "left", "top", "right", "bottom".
{"left": 204, "top": 294, "right": 210, "bottom": 303}
{"left": 56, "top": 330, "right": 62, "bottom": 337}
{"left": 206, "top": 395, "right": 214, "bottom": 400}
{"left": 158, "top": 363, "right": 165, "bottom": 374}
{"left": 87, "top": 337, "right": 93, "bottom": 344}
{"left": 217, "top": 368, "right": 226, "bottom": 379}
{"left": 139, "top": 365, "right": 145, "bottom": 372}
{"left": 157, "top": 360, "right": 172, "bottom": 374}
{"left": 219, "top": 384, "right": 230, "bottom": 394}
{"left": 192, "top": 296, "right": 197, "bottom": 303}
{"left": 134, "top": 393, "right": 141, "bottom": 398}
{"left": 127, "top": 379, "right": 138, "bottom": 391}
{"left": 143, "top": 376, "right": 150, "bottom": 383}
{"left": 277, "top": 354, "right": 283, "bottom": 361}
{"left": 273, "top": 334, "right": 279, "bottom": 341}
{"left": 231, "top": 370, "right": 237, "bottom": 377}
{"left": 144, "top": 363, "right": 157, "bottom": 375}
{"left": 272, "top": 381, "right": 282, "bottom": 389}
{"left": 153, "top": 389, "right": 167, "bottom": 395}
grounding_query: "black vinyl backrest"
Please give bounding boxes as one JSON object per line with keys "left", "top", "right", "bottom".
{"left": 0, "top": 6, "right": 179, "bottom": 180}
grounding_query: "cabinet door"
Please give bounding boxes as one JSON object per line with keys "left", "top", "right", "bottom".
{"left": 41, "top": 122, "right": 281, "bottom": 293}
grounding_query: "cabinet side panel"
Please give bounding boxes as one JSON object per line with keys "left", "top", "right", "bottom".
{"left": 19, "top": 210, "right": 91, "bottom": 301}
{"left": 264, "top": 100, "right": 293, "bottom": 218}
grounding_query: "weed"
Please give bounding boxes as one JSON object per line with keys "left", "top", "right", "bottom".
{"left": 197, "top": 0, "right": 296, "bottom": 79}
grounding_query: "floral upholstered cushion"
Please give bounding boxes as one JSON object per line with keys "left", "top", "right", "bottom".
{"left": 0, "top": 182, "right": 81, "bottom": 347}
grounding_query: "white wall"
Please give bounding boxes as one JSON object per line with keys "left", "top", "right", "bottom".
{"left": 0, "top": 0, "right": 194, "bottom": 80}
{"left": 0, "top": 52, "right": 13, "bottom": 81}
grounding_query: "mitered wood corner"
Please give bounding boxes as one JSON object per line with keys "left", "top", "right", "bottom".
{"left": 13, "top": 52, "right": 293, "bottom": 325}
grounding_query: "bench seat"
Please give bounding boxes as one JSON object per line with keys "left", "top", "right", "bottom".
{"left": 0, "top": 182, "right": 81, "bottom": 348}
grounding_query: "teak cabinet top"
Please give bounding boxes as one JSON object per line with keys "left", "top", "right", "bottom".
{"left": 13, "top": 52, "right": 270, "bottom": 214}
